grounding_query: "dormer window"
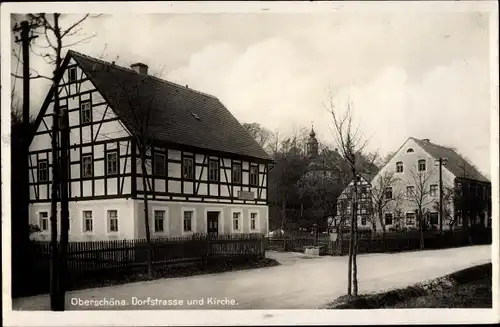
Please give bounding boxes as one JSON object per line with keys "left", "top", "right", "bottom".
{"left": 406, "top": 148, "right": 414, "bottom": 153}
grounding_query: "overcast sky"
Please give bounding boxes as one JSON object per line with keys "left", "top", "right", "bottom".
{"left": 11, "top": 11, "right": 493, "bottom": 177}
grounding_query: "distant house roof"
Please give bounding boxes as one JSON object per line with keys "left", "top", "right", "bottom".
{"left": 35, "top": 50, "right": 272, "bottom": 162}
{"left": 413, "top": 138, "right": 489, "bottom": 183}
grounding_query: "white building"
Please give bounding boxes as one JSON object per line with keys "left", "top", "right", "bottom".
{"left": 28, "top": 50, "right": 272, "bottom": 241}
{"left": 370, "top": 137, "right": 491, "bottom": 231}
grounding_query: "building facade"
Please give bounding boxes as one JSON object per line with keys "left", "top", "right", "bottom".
{"left": 370, "top": 137, "right": 491, "bottom": 231}
{"left": 28, "top": 50, "right": 272, "bottom": 241}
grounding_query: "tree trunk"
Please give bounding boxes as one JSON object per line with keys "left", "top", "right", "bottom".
{"left": 140, "top": 153, "right": 153, "bottom": 279}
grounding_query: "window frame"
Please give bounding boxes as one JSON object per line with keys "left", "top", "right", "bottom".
{"left": 153, "top": 209, "right": 166, "bottom": 234}
{"left": 232, "top": 210, "right": 242, "bottom": 232}
{"left": 418, "top": 159, "right": 426, "bottom": 172}
{"left": 81, "top": 153, "right": 94, "bottom": 178}
{"left": 182, "top": 209, "right": 195, "bottom": 234}
{"left": 384, "top": 187, "right": 393, "bottom": 199}
{"left": 384, "top": 213, "right": 393, "bottom": 226}
{"left": 38, "top": 159, "right": 49, "bottom": 182}
{"left": 153, "top": 152, "right": 166, "bottom": 176}
{"left": 249, "top": 165, "right": 259, "bottom": 186}
{"left": 107, "top": 210, "right": 119, "bottom": 233}
{"left": 208, "top": 159, "right": 219, "bottom": 182}
{"left": 68, "top": 66, "right": 77, "bottom": 82}
{"left": 249, "top": 211, "right": 258, "bottom": 231}
{"left": 396, "top": 161, "right": 404, "bottom": 173}
{"left": 406, "top": 185, "right": 415, "bottom": 196}
{"left": 430, "top": 184, "right": 438, "bottom": 197}
{"left": 232, "top": 162, "right": 242, "bottom": 184}
{"left": 182, "top": 156, "right": 194, "bottom": 180}
{"left": 82, "top": 210, "right": 93, "bottom": 233}
{"left": 39, "top": 211, "right": 49, "bottom": 232}
{"left": 80, "top": 100, "right": 92, "bottom": 124}
{"left": 106, "top": 150, "right": 119, "bottom": 176}
{"left": 429, "top": 212, "right": 439, "bottom": 225}
{"left": 405, "top": 212, "right": 416, "bottom": 226}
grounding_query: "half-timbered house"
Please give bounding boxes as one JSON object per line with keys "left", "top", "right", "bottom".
{"left": 28, "top": 50, "right": 273, "bottom": 241}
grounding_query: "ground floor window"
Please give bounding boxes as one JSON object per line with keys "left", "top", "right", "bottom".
{"left": 83, "top": 210, "right": 93, "bottom": 232}
{"left": 429, "top": 212, "right": 439, "bottom": 225}
{"left": 108, "top": 210, "right": 118, "bottom": 232}
{"left": 384, "top": 213, "right": 393, "bottom": 226}
{"left": 39, "top": 212, "right": 49, "bottom": 231}
{"left": 405, "top": 212, "right": 416, "bottom": 226}
{"left": 360, "top": 216, "right": 367, "bottom": 225}
{"left": 154, "top": 210, "right": 165, "bottom": 233}
{"left": 250, "top": 212, "right": 257, "bottom": 230}
{"left": 232, "top": 212, "right": 241, "bottom": 231}
{"left": 183, "top": 210, "right": 193, "bottom": 232}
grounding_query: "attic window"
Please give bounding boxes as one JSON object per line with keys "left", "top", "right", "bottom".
{"left": 68, "top": 67, "right": 77, "bottom": 82}
{"left": 406, "top": 148, "right": 414, "bottom": 153}
{"left": 191, "top": 112, "right": 201, "bottom": 120}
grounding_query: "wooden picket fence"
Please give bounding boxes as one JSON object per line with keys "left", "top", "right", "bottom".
{"left": 266, "top": 228, "right": 491, "bottom": 256}
{"left": 21, "top": 233, "right": 265, "bottom": 297}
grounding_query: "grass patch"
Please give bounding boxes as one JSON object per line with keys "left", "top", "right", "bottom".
{"left": 325, "top": 263, "right": 492, "bottom": 309}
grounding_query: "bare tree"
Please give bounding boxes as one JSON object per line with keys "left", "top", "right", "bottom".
{"left": 326, "top": 91, "right": 371, "bottom": 297}
{"left": 12, "top": 13, "right": 99, "bottom": 311}
{"left": 433, "top": 185, "right": 456, "bottom": 229}
{"left": 242, "top": 122, "right": 272, "bottom": 150}
{"left": 371, "top": 171, "right": 402, "bottom": 234}
{"left": 406, "top": 167, "right": 434, "bottom": 248}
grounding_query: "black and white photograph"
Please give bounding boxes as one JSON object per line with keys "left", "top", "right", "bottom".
{"left": 1, "top": 1, "right": 498, "bottom": 326}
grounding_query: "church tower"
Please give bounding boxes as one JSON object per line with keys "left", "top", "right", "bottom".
{"left": 307, "top": 126, "right": 319, "bottom": 159}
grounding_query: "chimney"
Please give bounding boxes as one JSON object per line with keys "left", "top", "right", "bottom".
{"left": 130, "top": 62, "right": 148, "bottom": 75}
{"left": 422, "top": 139, "right": 430, "bottom": 142}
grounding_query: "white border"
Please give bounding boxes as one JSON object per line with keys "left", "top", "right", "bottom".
{"left": 1, "top": 1, "right": 499, "bottom": 326}
{"left": 81, "top": 209, "right": 95, "bottom": 235}
{"left": 105, "top": 209, "right": 119, "bottom": 235}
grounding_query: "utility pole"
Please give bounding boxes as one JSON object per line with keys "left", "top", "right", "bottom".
{"left": 439, "top": 158, "right": 443, "bottom": 233}
{"left": 57, "top": 109, "right": 70, "bottom": 311}
{"left": 13, "top": 20, "right": 39, "bottom": 245}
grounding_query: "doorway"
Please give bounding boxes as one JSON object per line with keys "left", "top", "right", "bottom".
{"left": 207, "top": 211, "right": 219, "bottom": 237}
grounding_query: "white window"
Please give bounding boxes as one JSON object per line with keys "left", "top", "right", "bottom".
{"left": 406, "top": 186, "right": 415, "bottom": 196}
{"left": 80, "top": 101, "right": 92, "bottom": 124}
{"left": 232, "top": 212, "right": 241, "bottom": 231}
{"left": 106, "top": 151, "right": 118, "bottom": 175}
{"left": 183, "top": 210, "right": 193, "bottom": 232}
{"left": 38, "top": 159, "right": 48, "bottom": 182}
{"left": 39, "top": 212, "right": 49, "bottom": 231}
{"left": 154, "top": 210, "right": 165, "bottom": 233}
{"left": 361, "top": 216, "right": 367, "bottom": 225}
{"left": 68, "top": 66, "right": 77, "bottom": 82}
{"left": 418, "top": 159, "right": 426, "bottom": 172}
{"left": 83, "top": 211, "right": 93, "bottom": 232}
{"left": 250, "top": 212, "right": 258, "bottom": 230}
{"left": 108, "top": 210, "right": 118, "bottom": 232}
{"left": 396, "top": 161, "right": 403, "bottom": 173}
{"left": 430, "top": 184, "right": 438, "bottom": 197}
{"left": 82, "top": 154, "right": 93, "bottom": 177}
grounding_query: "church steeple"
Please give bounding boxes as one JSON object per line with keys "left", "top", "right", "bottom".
{"left": 307, "top": 125, "right": 318, "bottom": 158}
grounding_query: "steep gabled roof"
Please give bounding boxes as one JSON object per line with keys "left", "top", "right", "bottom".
{"left": 413, "top": 138, "right": 490, "bottom": 183}
{"left": 33, "top": 50, "right": 271, "bottom": 161}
